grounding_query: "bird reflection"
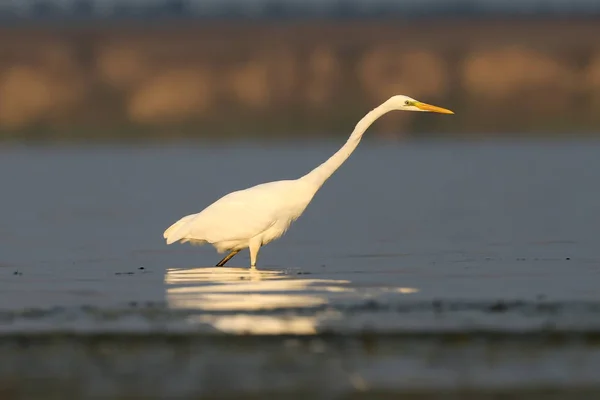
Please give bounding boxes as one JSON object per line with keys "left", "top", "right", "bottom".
{"left": 164, "top": 267, "right": 350, "bottom": 334}
{"left": 165, "top": 266, "right": 282, "bottom": 284}
{"left": 165, "top": 267, "right": 351, "bottom": 311}
{"left": 164, "top": 267, "right": 419, "bottom": 335}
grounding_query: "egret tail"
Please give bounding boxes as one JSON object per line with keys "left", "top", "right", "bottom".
{"left": 163, "top": 214, "right": 196, "bottom": 244}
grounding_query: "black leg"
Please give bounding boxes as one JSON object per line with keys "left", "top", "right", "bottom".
{"left": 216, "top": 250, "right": 240, "bottom": 267}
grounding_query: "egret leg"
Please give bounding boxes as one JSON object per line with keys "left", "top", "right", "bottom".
{"left": 216, "top": 250, "right": 240, "bottom": 267}
{"left": 249, "top": 240, "right": 261, "bottom": 268}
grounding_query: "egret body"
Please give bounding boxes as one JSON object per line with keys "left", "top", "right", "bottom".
{"left": 163, "top": 95, "right": 453, "bottom": 268}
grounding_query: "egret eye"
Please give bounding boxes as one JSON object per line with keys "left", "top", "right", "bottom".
{"left": 405, "top": 100, "right": 411, "bottom": 105}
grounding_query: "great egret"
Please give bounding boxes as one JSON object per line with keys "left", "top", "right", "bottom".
{"left": 163, "top": 95, "right": 453, "bottom": 268}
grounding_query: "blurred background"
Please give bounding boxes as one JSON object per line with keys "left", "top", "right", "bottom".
{"left": 0, "top": 0, "right": 599, "bottom": 142}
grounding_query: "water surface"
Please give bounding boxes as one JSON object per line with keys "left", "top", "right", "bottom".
{"left": 2, "top": 139, "right": 599, "bottom": 298}
{"left": 1, "top": 140, "right": 600, "bottom": 396}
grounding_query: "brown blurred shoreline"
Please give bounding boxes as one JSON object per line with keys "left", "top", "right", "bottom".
{"left": 1, "top": 17, "right": 599, "bottom": 140}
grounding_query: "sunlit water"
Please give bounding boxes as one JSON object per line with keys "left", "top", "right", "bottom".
{"left": 1, "top": 139, "right": 600, "bottom": 397}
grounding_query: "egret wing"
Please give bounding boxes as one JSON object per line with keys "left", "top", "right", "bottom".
{"left": 185, "top": 186, "right": 282, "bottom": 243}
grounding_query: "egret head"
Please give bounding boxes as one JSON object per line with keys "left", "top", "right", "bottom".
{"left": 385, "top": 95, "right": 454, "bottom": 114}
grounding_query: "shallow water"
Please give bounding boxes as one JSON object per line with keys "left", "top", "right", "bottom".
{"left": 1, "top": 139, "right": 600, "bottom": 397}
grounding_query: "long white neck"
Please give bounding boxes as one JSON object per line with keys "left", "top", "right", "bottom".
{"left": 300, "top": 102, "right": 392, "bottom": 189}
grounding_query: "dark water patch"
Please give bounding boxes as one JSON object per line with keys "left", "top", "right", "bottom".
{"left": 2, "top": 333, "right": 600, "bottom": 399}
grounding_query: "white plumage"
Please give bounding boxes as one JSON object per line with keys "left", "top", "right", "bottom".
{"left": 163, "top": 95, "right": 453, "bottom": 268}
{"left": 165, "top": 180, "right": 313, "bottom": 251}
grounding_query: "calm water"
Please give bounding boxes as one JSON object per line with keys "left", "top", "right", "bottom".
{"left": 1, "top": 139, "right": 600, "bottom": 397}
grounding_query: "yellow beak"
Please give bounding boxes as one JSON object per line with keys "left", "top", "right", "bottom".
{"left": 414, "top": 101, "right": 454, "bottom": 114}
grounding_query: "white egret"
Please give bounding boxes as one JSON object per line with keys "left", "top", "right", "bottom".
{"left": 163, "top": 95, "right": 453, "bottom": 268}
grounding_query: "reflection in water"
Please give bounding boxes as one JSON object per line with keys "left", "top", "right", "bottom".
{"left": 195, "top": 314, "right": 321, "bottom": 335}
{"left": 165, "top": 267, "right": 419, "bottom": 334}
{"left": 165, "top": 267, "right": 284, "bottom": 284}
